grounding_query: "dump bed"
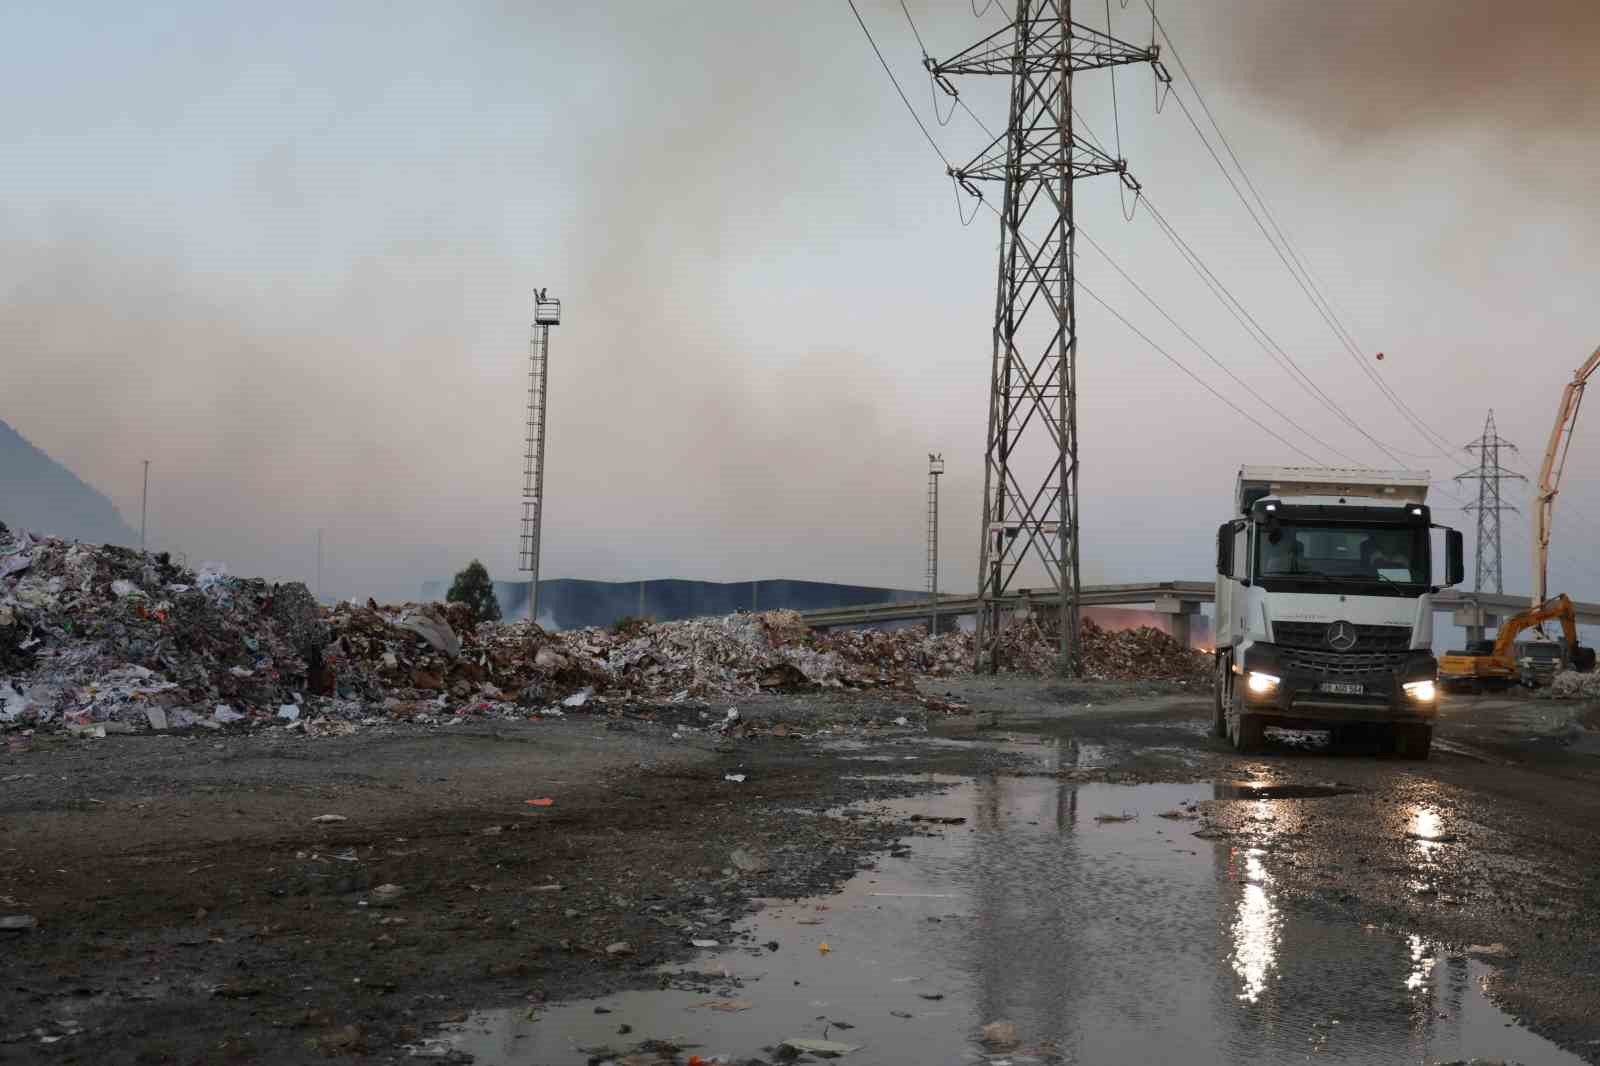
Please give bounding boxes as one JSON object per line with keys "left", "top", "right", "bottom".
{"left": 1235, "top": 466, "right": 1430, "bottom": 514}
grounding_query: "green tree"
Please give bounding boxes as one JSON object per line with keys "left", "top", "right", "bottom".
{"left": 447, "top": 559, "right": 502, "bottom": 623}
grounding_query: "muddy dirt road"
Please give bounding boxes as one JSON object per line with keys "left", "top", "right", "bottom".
{"left": 3, "top": 684, "right": 1599, "bottom": 1064}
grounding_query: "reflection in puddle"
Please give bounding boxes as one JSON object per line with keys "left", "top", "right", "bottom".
{"left": 1407, "top": 933, "right": 1437, "bottom": 992}
{"left": 1229, "top": 849, "right": 1281, "bottom": 1004}
{"left": 442, "top": 778, "right": 1583, "bottom": 1066}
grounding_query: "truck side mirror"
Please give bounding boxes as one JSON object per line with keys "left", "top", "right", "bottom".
{"left": 1216, "top": 522, "right": 1233, "bottom": 576}
{"left": 1445, "top": 528, "right": 1465, "bottom": 586}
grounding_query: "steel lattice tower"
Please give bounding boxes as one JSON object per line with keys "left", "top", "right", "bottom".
{"left": 1454, "top": 409, "right": 1523, "bottom": 594}
{"left": 928, "top": 3, "right": 1166, "bottom": 672}
{"left": 520, "top": 289, "right": 561, "bottom": 623}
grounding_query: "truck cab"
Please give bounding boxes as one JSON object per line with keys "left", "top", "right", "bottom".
{"left": 1515, "top": 640, "right": 1566, "bottom": 688}
{"left": 1213, "top": 467, "right": 1465, "bottom": 758}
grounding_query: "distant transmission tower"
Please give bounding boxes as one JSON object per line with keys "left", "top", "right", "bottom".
{"left": 520, "top": 289, "right": 561, "bottom": 624}
{"left": 928, "top": 5, "right": 1167, "bottom": 672}
{"left": 1454, "top": 409, "right": 1523, "bottom": 594}
{"left": 927, "top": 453, "right": 944, "bottom": 634}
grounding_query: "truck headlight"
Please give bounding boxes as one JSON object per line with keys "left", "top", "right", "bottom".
{"left": 1403, "top": 679, "right": 1437, "bottom": 702}
{"left": 1247, "top": 672, "right": 1281, "bottom": 694}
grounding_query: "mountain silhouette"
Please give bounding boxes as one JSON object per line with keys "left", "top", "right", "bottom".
{"left": 0, "top": 419, "right": 136, "bottom": 546}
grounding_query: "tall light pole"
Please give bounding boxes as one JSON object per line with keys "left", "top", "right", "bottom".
{"left": 139, "top": 460, "right": 150, "bottom": 553}
{"left": 316, "top": 528, "right": 324, "bottom": 604}
{"left": 520, "top": 289, "right": 561, "bottom": 624}
{"left": 927, "top": 454, "right": 944, "bottom": 634}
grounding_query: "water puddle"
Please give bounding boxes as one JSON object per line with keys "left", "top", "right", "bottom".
{"left": 1215, "top": 779, "right": 1361, "bottom": 800}
{"left": 439, "top": 778, "right": 1582, "bottom": 1065}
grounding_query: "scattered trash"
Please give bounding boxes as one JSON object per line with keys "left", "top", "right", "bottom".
{"left": 277, "top": 704, "right": 301, "bottom": 722}
{"left": 724, "top": 773, "right": 747, "bottom": 784}
{"left": 908, "top": 815, "right": 965, "bottom": 825}
{"left": 144, "top": 707, "right": 168, "bottom": 731}
{"left": 782, "top": 1038, "right": 860, "bottom": 1056}
{"left": 395, "top": 609, "right": 461, "bottom": 659}
{"left": 730, "top": 848, "right": 770, "bottom": 874}
{"left": 561, "top": 687, "right": 594, "bottom": 709}
{"left": 0, "top": 914, "right": 37, "bottom": 932}
{"left": 1550, "top": 670, "right": 1600, "bottom": 699}
{"left": 818, "top": 942, "right": 832, "bottom": 954}
{"left": 1467, "top": 943, "right": 1517, "bottom": 959}
{"left": 918, "top": 992, "right": 944, "bottom": 1001}
{"left": 890, "top": 1010, "right": 914, "bottom": 1019}
{"left": 369, "top": 884, "right": 405, "bottom": 906}
{"left": 212, "top": 704, "right": 245, "bottom": 724}
{"left": 604, "top": 941, "right": 634, "bottom": 957}
{"left": 699, "top": 998, "right": 752, "bottom": 1012}
{"left": 893, "top": 716, "right": 909, "bottom": 726}
{"left": 530, "top": 884, "right": 562, "bottom": 893}
{"left": 981, "top": 1021, "right": 1019, "bottom": 1047}
{"left": 311, "top": 814, "right": 348, "bottom": 824}
{"left": 525, "top": 798, "right": 555, "bottom": 808}
{"left": 1094, "top": 812, "right": 1138, "bottom": 824}
{"left": 717, "top": 707, "right": 741, "bottom": 735}
{"left": 690, "top": 938, "right": 721, "bottom": 948}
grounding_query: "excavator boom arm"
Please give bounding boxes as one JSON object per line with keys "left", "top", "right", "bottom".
{"left": 1491, "top": 595, "right": 1579, "bottom": 661}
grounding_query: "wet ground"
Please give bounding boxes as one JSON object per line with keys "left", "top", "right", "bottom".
{"left": 3, "top": 683, "right": 1600, "bottom": 1064}
{"left": 439, "top": 775, "right": 1588, "bottom": 1066}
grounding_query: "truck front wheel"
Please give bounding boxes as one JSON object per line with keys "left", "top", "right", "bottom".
{"left": 1229, "top": 710, "right": 1265, "bottom": 754}
{"left": 1212, "top": 656, "right": 1229, "bottom": 738}
{"left": 1391, "top": 724, "right": 1432, "bottom": 760}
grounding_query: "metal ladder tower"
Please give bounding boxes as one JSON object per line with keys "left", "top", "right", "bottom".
{"left": 520, "top": 289, "right": 561, "bottom": 624}
{"left": 927, "top": 3, "right": 1166, "bottom": 672}
{"left": 927, "top": 453, "right": 945, "bottom": 634}
{"left": 1455, "top": 409, "right": 1523, "bottom": 599}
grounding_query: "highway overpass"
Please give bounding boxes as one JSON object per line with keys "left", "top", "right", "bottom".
{"left": 799, "top": 581, "right": 1600, "bottom": 644}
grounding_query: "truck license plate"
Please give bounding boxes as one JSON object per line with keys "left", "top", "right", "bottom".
{"left": 1319, "top": 682, "right": 1364, "bottom": 695}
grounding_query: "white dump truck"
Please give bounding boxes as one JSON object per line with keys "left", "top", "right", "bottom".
{"left": 1213, "top": 467, "right": 1465, "bottom": 758}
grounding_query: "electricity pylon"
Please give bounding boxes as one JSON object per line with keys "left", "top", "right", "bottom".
{"left": 927, "top": 3, "right": 1167, "bottom": 672}
{"left": 1454, "top": 409, "right": 1523, "bottom": 595}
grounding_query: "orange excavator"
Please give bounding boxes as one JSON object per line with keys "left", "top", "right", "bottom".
{"left": 1439, "top": 593, "right": 1594, "bottom": 691}
{"left": 1440, "top": 344, "right": 1598, "bottom": 691}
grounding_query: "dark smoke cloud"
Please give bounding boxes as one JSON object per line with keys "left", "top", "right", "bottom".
{"left": 1203, "top": 0, "right": 1600, "bottom": 144}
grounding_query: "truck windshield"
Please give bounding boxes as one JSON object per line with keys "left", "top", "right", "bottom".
{"left": 1256, "top": 523, "right": 1427, "bottom": 588}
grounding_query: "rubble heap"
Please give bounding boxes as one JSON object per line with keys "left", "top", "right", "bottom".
{"left": 1, "top": 527, "right": 1207, "bottom": 735}
{"left": 1078, "top": 618, "right": 1210, "bottom": 681}
{"left": 1550, "top": 670, "right": 1600, "bottom": 700}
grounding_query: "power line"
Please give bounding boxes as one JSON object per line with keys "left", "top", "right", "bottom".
{"left": 850, "top": 0, "right": 1428, "bottom": 478}
{"left": 1140, "top": 198, "right": 1411, "bottom": 467}
{"left": 897, "top": 0, "right": 929, "bottom": 55}
{"left": 1142, "top": 4, "right": 1469, "bottom": 462}
{"left": 1070, "top": 100, "right": 1426, "bottom": 467}
{"left": 1077, "top": 225, "right": 1361, "bottom": 464}
{"left": 1076, "top": 277, "right": 1323, "bottom": 464}
{"left": 846, "top": 0, "right": 951, "bottom": 168}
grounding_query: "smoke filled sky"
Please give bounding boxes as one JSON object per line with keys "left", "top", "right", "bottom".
{"left": 3, "top": 0, "right": 1598, "bottom": 605}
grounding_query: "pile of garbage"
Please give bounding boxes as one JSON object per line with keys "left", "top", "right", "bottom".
{"left": 1549, "top": 670, "right": 1600, "bottom": 700}
{"left": 1, "top": 527, "right": 1205, "bottom": 737}
{"left": 1078, "top": 618, "right": 1210, "bottom": 681}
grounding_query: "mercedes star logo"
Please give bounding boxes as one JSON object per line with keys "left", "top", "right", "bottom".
{"left": 1326, "top": 621, "right": 1358, "bottom": 652}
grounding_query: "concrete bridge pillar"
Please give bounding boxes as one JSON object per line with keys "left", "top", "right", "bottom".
{"left": 1153, "top": 595, "right": 1201, "bottom": 648}
{"left": 1452, "top": 604, "right": 1499, "bottom": 644}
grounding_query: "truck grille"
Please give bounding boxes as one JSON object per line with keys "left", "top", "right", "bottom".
{"left": 1273, "top": 621, "right": 1412, "bottom": 652}
{"left": 1282, "top": 647, "right": 1411, "bottom": 678}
